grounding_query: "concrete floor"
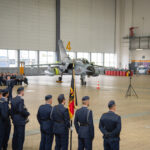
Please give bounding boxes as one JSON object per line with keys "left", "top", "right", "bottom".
{"left": 5, "top": 75, "right": 150, "bottom": 150}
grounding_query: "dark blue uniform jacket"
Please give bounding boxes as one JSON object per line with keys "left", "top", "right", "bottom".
{"left": 99, "top": 111, "right": 121, "bottom": 140}
{"left": 52, "top": 104, "right": 70, "bottom": 135}
{"left": 0, "top": 97, "right": 9, "bottom": 123}
{"left": 11, "top": 96, "right": 30, "bottom": 126}
{"left": 37, "top": 104, "right": 53, "bottom": 134}
{"left": 6, "top": 79, "right": 14, "bottom": 88}
{"left": 74, "top": 107, "right": 94, "bottom": 139}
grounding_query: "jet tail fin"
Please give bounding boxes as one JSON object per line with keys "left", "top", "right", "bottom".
{"left": 58, "top": 40, "right": 70, "bottom": 62}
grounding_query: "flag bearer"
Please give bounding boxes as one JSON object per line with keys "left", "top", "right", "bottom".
{"left": 74, "top": 96, "right": 94, "bottom": 150}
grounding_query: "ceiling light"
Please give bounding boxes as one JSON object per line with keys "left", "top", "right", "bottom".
{"left": 136, "top": 49, "right": 143, "bottom": 51}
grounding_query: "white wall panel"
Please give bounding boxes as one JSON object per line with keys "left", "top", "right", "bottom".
{"left": 128, "top": 0, "right": 150, "bottom": 61}
{"left": 133, "top": 0, "right": 150, "bottom": 36}
{"left": 0, "top": 0, "right": 56, "bottom": 51}
{"left": 61, "top": 0, "right": 116, "bottom": 53}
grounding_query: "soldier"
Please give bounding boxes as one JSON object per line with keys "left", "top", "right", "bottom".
{"left": 37, "top": 95, "right": 54, "bottom": 150}
{"left": 2, "top": 89, "right": 11, "bottom": 150}
{"left": 6, "top": 75, "right": 15, "bottom": 101}
{"left": 52, "top": 94, "right": 70, "bottom": 150}
{"left": 11, "top": 87, "right": 30, "bottom": 150}
{"left": 0, "top": 74, "right": 3, "bottom": 86}
{"left": 0, "top": 89, "right": 10, "bottom": 150}
{"left": 0, "top": 89, "right": 5, "bottom": 149}
{"left": 99, "top": 100, "right": 121, "bottom": 150}
{"left": 23, "top": 74, "right": 28, "bottom": 85}
{"left": 74, "top": 96, "right": 94, "bottom": 150}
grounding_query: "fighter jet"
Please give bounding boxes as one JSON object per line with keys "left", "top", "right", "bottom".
{"left": 26, "top": 40, "right": 102, "bottom": 85}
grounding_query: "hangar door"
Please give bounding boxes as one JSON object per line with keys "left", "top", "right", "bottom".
{"left": 0, "top": 0, "right": 56, "bottom": 51}
{"left": 61, "top": 0, "right": 116, "bottom": 53}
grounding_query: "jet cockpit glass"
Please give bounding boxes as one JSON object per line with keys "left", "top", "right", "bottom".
{"left": 76, "top": 59, "right": 89, "bottom": 64}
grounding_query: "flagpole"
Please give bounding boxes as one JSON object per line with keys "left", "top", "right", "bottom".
{"left": 70, "top": 62, "right": 75, "bottom": 150}
{"left": 73, "top": 62, "right": 76, "bottom": 107}
{"left": 70, "top": 120, "right": 73, "bottom": 150}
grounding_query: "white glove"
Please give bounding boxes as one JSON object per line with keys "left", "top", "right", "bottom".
{"left": 70, "top": 127, "right": 73, "bottom": 131}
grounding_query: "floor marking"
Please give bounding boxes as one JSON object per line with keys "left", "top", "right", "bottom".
{"left": 26, "top": 90, "right": 35, "bottom": 93}
{"left": 122, "top": 111, "right": 150, "bottom": 119}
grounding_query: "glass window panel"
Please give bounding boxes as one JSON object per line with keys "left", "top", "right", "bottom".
{"left": 114, "top": 54, "right": 117, "bottom": 68}
{"left": 20, "top": 50, "right": 28, "bottom": 59}
{"left": 0, "top": 49, "right": 8, "bottom": 67}
{"left": 0, "top": 50, "right": 18, "bottom": 67}
{"left": 20, "top": 50, "right": 29, "bottom": 65}
{"left": 83, "top": 53, "right": 90, "bottom": 61}
{"left": 67, "top": 52, "right": 76, "bottom": 59}
{"left": 91, "top": 53, "right": 103, "bottom": 66}
{"left": 0, "top": 49, "right": 7, "bottom": 57}
{"left": 29, "top": 51, "right": 37, "bottom": 65}
{"left": 104, "top": 53, "right": 117, "bottom": 67}
{"left": 77, "top": 52, "right": 83, "bottom": 59}
{"left": 20, "top": 50, "right": 37, "bottom": 65}
{"left": 48, "top": 52, "right": 56, "bottom": 63}
{"left": 40, "top": 51, "right": 48, "bottom": 64}
{"left": 91, "top": 53, "right": 97, "bottom": 61}
{"left": 109, "top": 53, "right": 115, "bottom": 67}
{"left": 104, "top": 53, "right": 110, "bottom": 67}
{"left": 8, "top": 50, "right": 18, "bottom": 67}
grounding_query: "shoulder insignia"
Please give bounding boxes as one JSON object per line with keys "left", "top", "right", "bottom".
{"left": 103, "top": 112, "right": 108, "bottom": 115}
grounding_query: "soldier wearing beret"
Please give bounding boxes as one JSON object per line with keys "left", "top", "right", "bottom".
{"left": 99, "top": 100, "right": 121, "bottom": 150}
{"left": 51, "top": 94, "right": 70, "bottom": 150}
{"left": 37, "top": 95, "right": 54, "bottom": 150}
{"left": 74, "top": 96, "right": 94, "bottom": 150}
{"left": 11, "top": 87, "right": 30, "bottom": 150}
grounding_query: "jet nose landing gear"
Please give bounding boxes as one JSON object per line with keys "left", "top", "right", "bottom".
{"left": 56, "top": 76, "right": 63, "bottom": 83}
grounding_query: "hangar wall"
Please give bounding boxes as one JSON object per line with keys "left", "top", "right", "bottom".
{"left": 130, "top": 0, "right": 150, "bottom": 61}
{"left": 0, "top": 0, "right": 56, "bottom": 51}
{"left": 132, "top": 0, "right": 150, "bottom": 37}
{"left": 118, "top": 0, "right": 150, "bottom": 68}
{"left": 60, "top": 0, "right": 116, "bottom": 53}
{"left": 115, "top": 0, "right": 131, "bottom": 68}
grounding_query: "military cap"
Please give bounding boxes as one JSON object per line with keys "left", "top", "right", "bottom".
{"left": 45, "top": 95, "right": 52, "bottom": 101}
{"left": 58, "top": 94, "right": 65, "bottom": 101}
{"left": 17, "top": 87, "right": 24, "bottom": 93}
{"left": 82, "top": 96, "right": 90, "bottom": 101}
{"left": 108, "top": 100, "right": 116, "bottom": 108}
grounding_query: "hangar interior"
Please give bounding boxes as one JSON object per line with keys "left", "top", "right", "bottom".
{"left": 0, "top": 0, "right": 150, "bottom": 150}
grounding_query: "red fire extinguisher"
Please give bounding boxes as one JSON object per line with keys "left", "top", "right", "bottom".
{"left": 129, "top": 27, "right": 138, "bottom": 37}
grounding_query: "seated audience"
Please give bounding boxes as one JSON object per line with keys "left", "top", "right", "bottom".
{"left": 0, "top": 73, "right": 28, "bottom": 86}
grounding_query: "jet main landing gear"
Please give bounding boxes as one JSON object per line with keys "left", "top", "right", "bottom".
{"left": 81, "top": 74, "right": 86, "bottom": 86}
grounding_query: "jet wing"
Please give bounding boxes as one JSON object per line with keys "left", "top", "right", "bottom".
{"left": 25, "top": 63, "right": 63, "bottom": 68}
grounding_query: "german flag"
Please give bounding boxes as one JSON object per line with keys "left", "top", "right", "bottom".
{"left": 68, "top": 64, "right": 77, "bottom": 119}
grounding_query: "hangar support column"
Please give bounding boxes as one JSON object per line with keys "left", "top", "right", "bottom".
{"left": 56, "top": 0, "right": 60, "bottom": 61}
{"left": 116, "top": 0, "right": 134, "bottom": 69}
{"left": 18, "top": 50, "right": 20, "bottom": 68}
{"left": 115, "top": 0, "right": 121, "bottom": 68}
